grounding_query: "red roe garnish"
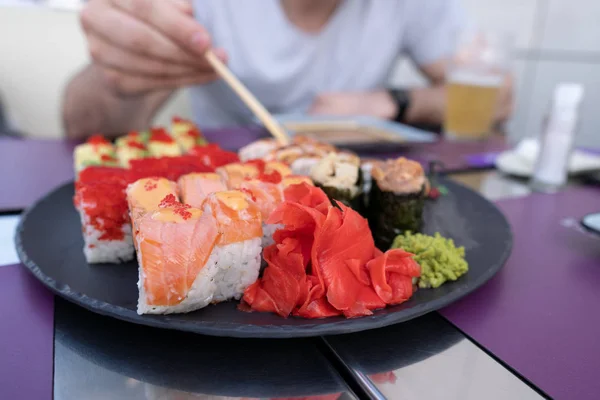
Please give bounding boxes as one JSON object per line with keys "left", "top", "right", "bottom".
{"left": 188, "top": 144, "right": 239, "bottom": 169}
{"left": 127, "top": 131, "right": 140, "bottom": 138}
{"left": 100, "top": 154, "right": 117, "bottom": 162}
{"left": 88, "top": 135, "right": 109, "bottom": 146}
{"left": 127, "top": 140, "right": 146, "bottom": 150}
{"left": 149, "top": 128, "right": 175, "bottom": 143}
{"left": 159, "top": 194, "right": 178, "bottom": 208}
{"left": 186, "top": 128, "right": 201, "bottom": 138}
{"left": 174, "top": 203, "right": 192, "bottom": 220}
{"left": 259, "top": 170, "right": 282, "bottom": 184}
{"left": 172, "top": 116, "right": 185, "bottom": 123}
{"left": 74, "top": 168, "right": 129, "bottom": 241}
{"left": 144, "top": 178, "right": 158, "bottom": 191}
{"left": 245, "top": 159, "right": 282, "bottom": 183}
{"left": 158, "top": 194, "right": 192, "bottom": 219}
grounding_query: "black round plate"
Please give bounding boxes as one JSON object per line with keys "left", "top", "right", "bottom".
{"left": 15, "top": 179, "right": 512, "bottom": 338}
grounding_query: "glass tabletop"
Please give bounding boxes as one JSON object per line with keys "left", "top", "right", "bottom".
{"left": 322, "top": 313, "right": 545, "bottom": 400}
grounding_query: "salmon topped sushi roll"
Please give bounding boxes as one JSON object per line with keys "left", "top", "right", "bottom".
{"left": 264, "top": 161, "right": 292, "bottom": 180}
{"left": 202, "top": 191, "right": 263, "bottom": 302}
{"left": 177, "top": 173, "right": 227, "bottom": 208}
{"left": 135, "top": 198, "right": 220, "bottom": 314}
{"left": 216, "top": 163, "right": 260, "bottom": 189}
{"left": 134, "top": 190, "right": 263, "bottom": 314}
{"left": 238, "top": 180, "right": 284, "bottom": 247}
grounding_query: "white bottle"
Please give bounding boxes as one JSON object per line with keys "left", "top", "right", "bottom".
{"left": 530, "top": 83, "right": 584, "bottom": 192}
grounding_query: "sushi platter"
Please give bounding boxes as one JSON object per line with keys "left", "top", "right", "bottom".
{"left": 16, "top": 117, "right": 512, "bottom": 338}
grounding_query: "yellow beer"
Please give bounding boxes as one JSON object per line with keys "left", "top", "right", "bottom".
{"left": 445, "top": 72, "right": 502, "bottom": 140}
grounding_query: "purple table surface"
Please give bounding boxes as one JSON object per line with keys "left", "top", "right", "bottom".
{"left": 0, "top": 264, "right": 54, "bottom": 400}
{"left": 0, "top": 137, "right": 76, "bottom": 211}
{"left": 441, "top": 186, "right": 600, "bottom": 400}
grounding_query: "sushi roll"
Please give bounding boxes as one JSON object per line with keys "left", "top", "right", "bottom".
{"left": 73, "top": 135, "right": 118, "bottom": 173}
{"left": 238, "top": 138, "right": 278, "bottom": 162}
{"left": 135, "top": 199, "right": 219, "bottom": 314}
{"left": 74, "top": 167, "right": 134, "bottom": 264}
{"left": 170, "top": 117, "right": 207, "bottom": 152}
{"left": 134, "top": 189, "right": 263, "bottom": 314}
{"left": 368, "top": 157, "right": 427, "bottom": 250}
{"left": 147, "top": 128, "right": 182, "bottom": 157}
{"left": 238, "top": 179, "right": 284, "bottom": 247}
{"left": 310, "top": 152, "right": 363, "bottom": 211}
{"left": 115, "top": 133, "right": 148, "bottom": 168}
{"left": 202, "top": 190, "right": 263, "bottom": 303}
{"left": 216, "top": 162, "right": 260, "bottom": 189}
{"left": 177, "top": 172, "right": 227, "bottom": 208}
{"left": 264, "top": 161, "right": 292, "bottom": 180}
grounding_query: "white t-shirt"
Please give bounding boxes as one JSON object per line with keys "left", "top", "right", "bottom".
{"left": 191, "top": 0, "right": 466, "bottom": 127}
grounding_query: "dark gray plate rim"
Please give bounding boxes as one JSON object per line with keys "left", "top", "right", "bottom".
{"left": 15, "top": 179, "right": 512, "bottom": 338}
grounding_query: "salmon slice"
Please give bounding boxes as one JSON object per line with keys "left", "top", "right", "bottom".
{"left": 216, "top": 163, "right": 260, "bottom": 189}
{"left": 203, "top": 190, "right": 263, "bottom": 245}
{"left": 177, "top": 173, "right": 227, "bottom": 208}
{"left": 238, "top": 179, "right": 283, "bottom": 222}
{"left": 265, "top": 161, "right": 292, "bottom": 178}
{"left": 136, "top": 204, "right": 219, "bottom": 307}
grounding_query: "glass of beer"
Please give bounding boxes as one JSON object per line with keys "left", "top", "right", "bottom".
{"left": 445, "top": 31, "right": 513, "bottom": 140}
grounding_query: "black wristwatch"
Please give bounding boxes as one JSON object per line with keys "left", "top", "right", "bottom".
{"left": 388, "top": 88, "right": 411, "bottom": 123}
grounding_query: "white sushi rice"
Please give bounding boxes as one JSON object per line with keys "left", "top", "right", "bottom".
{"left": 77, "top": 208, "right": 134, "bottom": 264}
{"left": 290, "top": 157, "right": 319, "bottom": 176}
{"left": 211, "top": 238, "right": 262, "bottom": 302}
{"left": 137, "top": 238, "right": 262, "bottom": 315}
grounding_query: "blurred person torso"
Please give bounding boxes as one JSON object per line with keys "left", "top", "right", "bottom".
{"left": 191, "top": 0, "right": 465, "bottom": 127}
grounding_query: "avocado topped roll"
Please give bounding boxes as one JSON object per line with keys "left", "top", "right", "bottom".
{"left": 369, "top": 157, "right": 426, "bottom": 250}
{"left": 115, "top": 132, "right": 148, "bottom": 167}
{"left": 310, "top": 152, "right": 363, "bottom": 211}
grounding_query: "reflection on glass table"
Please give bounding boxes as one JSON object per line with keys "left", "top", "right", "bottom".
{"left": 53, "top": 299, "right": 355, "bottom": 400}
{"left": 324, "top": 313, "right": 546, "bottom": 400}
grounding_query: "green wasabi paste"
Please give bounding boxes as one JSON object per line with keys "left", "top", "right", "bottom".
{"left": 392, "top": 232, "right": 468, "bottom": 289}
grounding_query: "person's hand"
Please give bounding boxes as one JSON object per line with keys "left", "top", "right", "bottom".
{"left": 308, "top": 91, "right": 397, "bottom": 119}
{"left": 80, "top": 0, "right": 227, "bottom": 97}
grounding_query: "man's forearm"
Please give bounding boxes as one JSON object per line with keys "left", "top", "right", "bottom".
{"left": 62, "top": 65, "right": 173, "bottom": 139}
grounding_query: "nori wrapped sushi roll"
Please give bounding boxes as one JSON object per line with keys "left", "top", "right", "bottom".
{"left": 368, "top": 157, "right": 426, "bottom": 250}
{"left": 310, "top": 152, "right": 364, "bottom": 212}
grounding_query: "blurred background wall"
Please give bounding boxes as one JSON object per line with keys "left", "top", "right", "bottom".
{"left": 0, "top": 0, "right": 598, "bottom": 147}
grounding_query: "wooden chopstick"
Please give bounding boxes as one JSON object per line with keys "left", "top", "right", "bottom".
{"left": 204, "top": 50, "right": 290, "bottom": 145}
